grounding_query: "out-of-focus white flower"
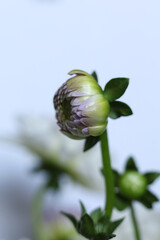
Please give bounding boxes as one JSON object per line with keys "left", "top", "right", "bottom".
{"left": 2, "top": 115, "right": 103, "bottom": 190}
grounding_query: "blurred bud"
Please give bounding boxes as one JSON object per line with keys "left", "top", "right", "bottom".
{"left": 119, "top": 171, "right": 147, "bottom": 199}
{"left": 54, "top": 70, "right": 110, "bottom": 139}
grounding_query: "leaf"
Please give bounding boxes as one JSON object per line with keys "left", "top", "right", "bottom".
{"left": 108, "top": 218, "right": 124, "bottom": 233}
{"left": 83, "top": 136, "right": 100, "bottom": 152}
{"left": 104, "top": 78, "right": 129, "bottom": 102}
{"left": 92, "top": 71, "right": 98, "bottom": 82}
{"left": 125, "top": 157, "right": 138, "bottom": 171}
{"left": 144, "top": 172, "right": 160, "bottom": 185}
{"left": 114, "top": 194, "right": 130, "bottom": 211}
{"left": 79, "top": 214, "right": 95, "bottom": 238}
{"left": 139, "top": 190, "right": 159, "bottom": 209}
{"left": 61, "top": 211, "right": 78, "bottom": 229}
{"left": 109, "top": 101, "right": 133, "bottom": 119}
{"left": 80, "top": 201, "right": 86, "bottom": 216}
{"left": 90, "top": 208, "right": 103, "bottom": 224}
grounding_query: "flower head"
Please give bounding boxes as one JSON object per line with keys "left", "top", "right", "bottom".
{"left": 54, "top": 70, "right": 110, "bottom": 139}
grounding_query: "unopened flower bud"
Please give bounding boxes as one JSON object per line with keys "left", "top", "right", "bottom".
{"left": 119, "top": 171, "right": 147, "bottom": 199}
{"left": 53, "top": 70, "right": 110, "bottom": 139}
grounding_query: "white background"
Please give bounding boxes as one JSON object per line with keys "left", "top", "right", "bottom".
{"left": 0, "top": 0, "right": 160, "bottom": 239}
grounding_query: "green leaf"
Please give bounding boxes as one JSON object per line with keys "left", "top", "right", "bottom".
{"left": 80, "top": 201, "right": 86, "bottom": 216}
{"left": 61, "top": 211, "right": 78, "bottom": 229}
{"left": 95, "top": 215, "right": 110, "bottom": 234}
{"left": 83, "top": 136, "right": 100, "bottom": 152}
{"left": 92, "top": 71, "right": 98, "bottom": 82}
{"left": 139, "top": 190, "right": 159, "bottom": 209}
{"left": 90, "top": 208, "right": 103, "bottom": 224}
{"left": 125, "top": 157, "right": 138, "bottom": 171}
{"left": 79, "top": 214, "right": 95, "bottom": 238}
{"left": 104, "top": 78, "right": 129, "bottom": 102}
{"left": 93, "top": 233, "right": 116, "bottom": 240}
{"left": 108, "top": 218, "right": 124, "bottom": 233}
{"left": 109, "top": 101, "right": 133, "bottom": 119}
{"left": 144, "top": 172, "right": 160, "bottom": 185}
{"left": 114, "top": 194, "right": 130, "bottom": 211}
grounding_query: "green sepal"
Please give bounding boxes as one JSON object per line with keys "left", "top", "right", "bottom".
{"left": 80, "top": 200, "right": 87, "bottom": 216}
{"left": 90, "top": 208, "right": 103, "bottom": 224}
{"left": 144, "top": 172, "right": 160, "bottom": 185}
{"left": 61, "top": 211, "right": 78, "bottom": 229}
{"left": 92, "top": 71, "right": 98, "bottom": 83}
{"left": 78, "top": 214, "right": 95, "bottom": 238}
{"left": 83, "top": 136, "right": 100, "bottom": 152}
{"left": 139, "top": 189, "right": 159, "bottom": 209}
{"left": 112, "top": 169, "right": 120, "bottom": 187}
{"left": 125, "top": 157, "right": 138, "bottom": 171}
{"left": 107, "top": 218, "right": 124, "bottom": 233}
{"left": 92, "top": 233, "right": 116, "bottom": 240}
{"left": 95, "top": 215, "right": 110, "bottom": 233}
{"left": 114, "top": 193, "right": 130, "bottom": 211}
{"left": 104, "top": 78, "right": 129, "bottom": 102}
{"left": 109, "top": 101, "right": 133, "bottom": 119}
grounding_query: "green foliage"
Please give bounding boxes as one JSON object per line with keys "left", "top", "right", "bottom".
{"left": 144, "top": 172, "right": 160, "bottom": 185}
{"left": 139, "top": 190, "right": 159, "bottom": 209}
{"left": 114, "top": 193, "right": 130, "bottom": 211}
{"left": 80, "top": 200, "right": 87, "bottom": 216}
{"left": 109, "top": 101, "right": 133, "bottom": 119}
{"left": 92, "top": 71, "right": 98, "bottom": 82}
{"left": 125, "top": 157, "right": 138, "bottom": 171}
{"left": 104, "top": 78, "right": 129, "bottom": 102}
{"left": 62, "top": 202, "right": 124, "bottom": 240}
{"left": 83, "top": 136, "right": 100, "bottom": 152}
{"left": 78, "top": 214, "right": 95, "bottom": 238}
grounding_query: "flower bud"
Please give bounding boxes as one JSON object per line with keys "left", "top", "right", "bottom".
{"left": 119, "top": 171, "right": 147, "bottom": 199}
{"left": 54, "top": 70, "right": 110, "bottom": 139}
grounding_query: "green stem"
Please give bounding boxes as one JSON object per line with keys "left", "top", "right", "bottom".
{"left": 100, "top": 129, "right": 114, "bottom": 218}
{"left": 130, "top": 203, "right": 141, "bottom": 240}
{"left": 32, "top": 186, "right": 47, "bottom": 240}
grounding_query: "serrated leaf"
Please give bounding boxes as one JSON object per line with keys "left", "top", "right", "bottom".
{"left": 79, "top": 214, "right": 95, "bottom": 238}
{"left": 61, "top": 211, "right": 78, "bottom": 229}
{"left": 104, "top": 78, "right": 129, "bottom": 102}
{"left": 114, "top": 194, "right": 130, "bottom": 211}
{"left": 83, "top": 136, "right": 100, "bottom": 152}
{"left": 108, "top": 218, "right": 124, "bottom": 233}
{"left": 144, "top": 172, "right": 160, "bottom": 185}
{"left": 139, "top": 190, "right": 159, "bottom": 209}
{"left": 125, "top": 157, "right": 138, "bottom": 171}
{"left": 93, "top": 233, "right": 116, "bottom": 240}
{"left": 109, "top": 101, "right": 133, "bottom": 119}
{"left": 80, "top": 201, "right": 86, "bottom": 216}
{"left": 90, "top": 208, "right": 103, "bottom": 224}
{"left": 92, "top": 71, "right": 98, "bottom": 82}
{"left": 95, "top": 215, "right": 110, "bottom": 234}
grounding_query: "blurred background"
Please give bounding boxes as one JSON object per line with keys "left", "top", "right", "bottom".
{"left": 0, "top": 0, "right": 160, "bottom": 239}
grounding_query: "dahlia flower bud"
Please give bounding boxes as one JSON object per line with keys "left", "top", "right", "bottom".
{"left": 53, "top": 70, "right": 110, "bottom": 139}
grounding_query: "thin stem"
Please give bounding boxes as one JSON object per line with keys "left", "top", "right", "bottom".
{"left": 32, "top": 186, "right": 46, "bottom": 240}
{"left": 100, "top": 129, "right": 114, "bottom": 218}
{"left": 130, "top": 203, "right": 141, "bottom": 240}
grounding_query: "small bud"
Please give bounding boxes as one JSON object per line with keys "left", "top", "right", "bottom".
{"left": 119, "top": 171, "right": 147, "bottom": 199}
{"left": 54, "top": 70, "right": 110, "bottom": 139}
